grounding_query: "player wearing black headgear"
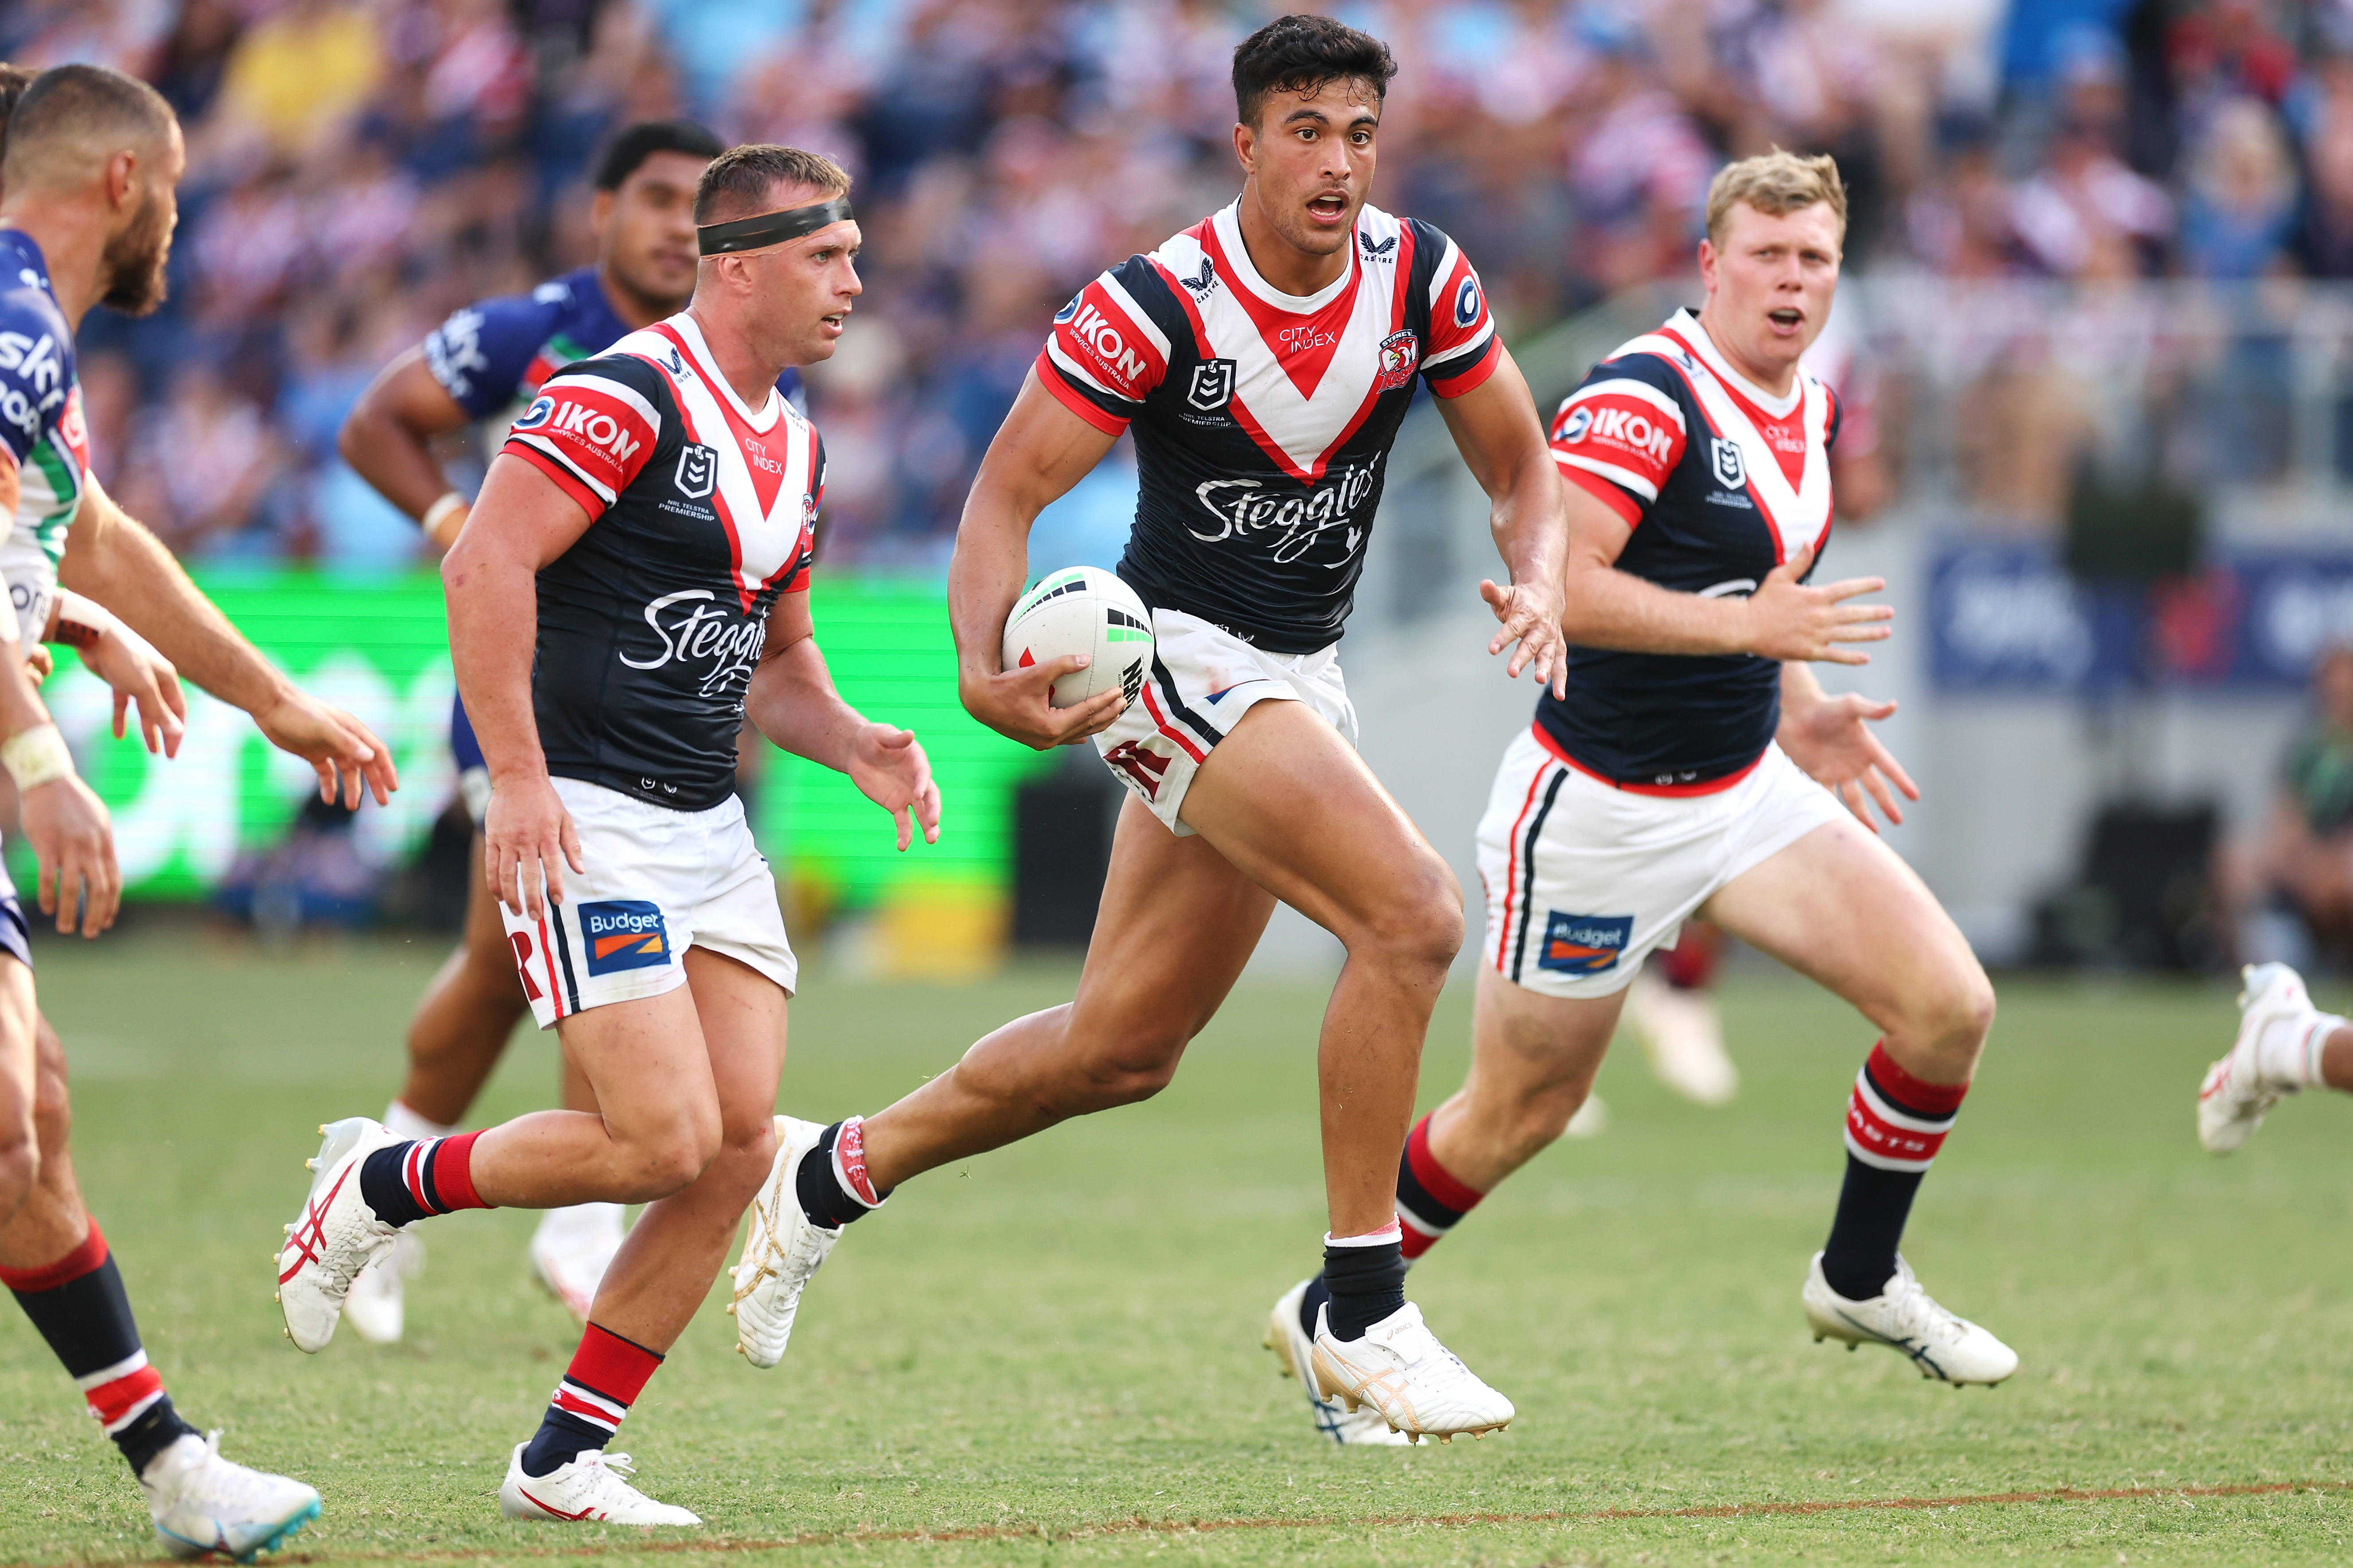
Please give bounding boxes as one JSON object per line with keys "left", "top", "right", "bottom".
{"left": 333, "top": 119, "right": 799, "bottom": 1343}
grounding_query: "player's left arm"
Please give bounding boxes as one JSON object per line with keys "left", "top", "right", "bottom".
{"left": 1433, "top": 347, "right": 1570, "bottom": 697}
{"left": 1775, "top": 660, "right": 1918, "bottom": 832}
{"left": 745, "top": 593, "right": 941, "bottom": 853}
{"left": 55, "top": 474, "right": 397, "bottom": 807}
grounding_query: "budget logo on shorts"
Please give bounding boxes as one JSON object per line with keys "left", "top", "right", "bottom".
{"left": 578, "top": 901, "right": 671, "bottom": 975}
{"left": 1537, "top": 911, "right": 1634, "bottom": 975}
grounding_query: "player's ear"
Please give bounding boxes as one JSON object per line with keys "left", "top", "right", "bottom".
{"left": 1232, "top": 120, "right": 1256, "bottom": 175}
{"left": 107, "top": 148, "right": 138, "bottom": 211}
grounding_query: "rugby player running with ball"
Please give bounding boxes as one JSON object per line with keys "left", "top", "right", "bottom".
{"left": 729, "top": 16, "right": 1569, "bottom": 1446}
{"left": 1274, "top": 153, "right": 2013, "bottom": 1446}
{"left": 0, "top": 63, "right": 400, "bottom": 1553}
{"left": 276, "top": 145, "right": 939, "bottom": 1528}
{"left": 336, "top": 119, "right": 791, "bottom": 1340}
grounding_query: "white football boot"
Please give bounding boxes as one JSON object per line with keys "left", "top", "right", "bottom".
{"left": 144, "top": 1431, "right": 321, "bottom": 1562}
{"left": 342, "top": 1231, "right": 422, "bottom": 1345}
{"left": 1802, "top": 1252, "right": 2018, "bottom": 1385}
{"left": 531, "top": 1203, "right": 626, "bottom": 1323}
{"left": 2198, "top": 962, "right": 2320, "bottom": 1155}
{"left": 277, "top": 1118, "right": 404, "bottom": 1353}
{"left": 729, "top": 1116, "right": 840, "bottom": 1368}
{"left": 1262, "top": 1280, "right": 1410, "bottom": 1446}
{"left": 498, "top": 1443, "right": 700, "bottom": 1525}
{"left": 1309, "top": 1302, "right": 1514, "bottom": 1443}
{"left": 1624, "top": 971, "right": 1738, "bottom": 1107}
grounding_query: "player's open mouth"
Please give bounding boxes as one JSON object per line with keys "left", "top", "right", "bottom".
{"left": 1306, "top": 193, "right": 1349, "bottom": 224}
{"left": 1767, "top": 308, "right": 1804, "bottom": 329}
{"left": 820, "top": 311, "right": 848, "bottom": 334}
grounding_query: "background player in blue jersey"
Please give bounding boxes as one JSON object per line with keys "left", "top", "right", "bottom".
{"left": 726, "top": 16, "right": 1568, "bottom": 1447}
{"left": 1317, "top": 151, "right": 2017, "bottom": 1408}
{"left": 0, "top": 63, "right": 403, "bottom": 1556}
{"left": 333, "top": 120, "right": 796, "bottom": 1340}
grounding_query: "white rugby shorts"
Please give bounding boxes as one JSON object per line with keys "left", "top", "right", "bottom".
{"left": 1092, "top": 608, "right": 1357, "bottom": 835}
{"left": 1476, "top": 727, "right": 1845, "bottom": 999}
{"left": 499, "top": 776, "right": 797, "bottom": 1030}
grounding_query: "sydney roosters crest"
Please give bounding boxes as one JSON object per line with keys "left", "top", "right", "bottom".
{"left": 1375, "top": 330, "right": 1419, "bottom": 391}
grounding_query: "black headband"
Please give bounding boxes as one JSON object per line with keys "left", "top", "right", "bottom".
{"left": 696, "top": 197, "right": 855, "bottom": 256}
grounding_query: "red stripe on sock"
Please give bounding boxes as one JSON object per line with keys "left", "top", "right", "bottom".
{"left": 1400, "top": 1226, "right": 1440, "bottom": 1262}
{"left": 569, "top": 1323, "right": 663, "bottom": 1408}
{"left": 1405, "top": 1116, "right": 1485, "bottom": 1216}
{"left": 1865, "top": 1041, "right": 1970, "bottom": 1117}
{"left": 85, "top": 1365, "right": 162, "bottom": 1427}
{"left": 836, "top": 1117, "right": 880, "bottom": 1206}
{"left": 0, "top": 1218, "right": 106, "bottom": 1293}
{"left": 1846, "top": 1087, "right": 1950, "bottom": 1168}
{"left": 429, "top": 1131, "right": 490, "bottom": 1212}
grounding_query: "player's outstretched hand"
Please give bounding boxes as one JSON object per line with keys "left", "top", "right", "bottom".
{"left": 1780, "top": 690, "right": 1919, "bottom": 832}
{"left": 1480, "top": 577, "right": 1569, "bottom": 697}
{"left": 485, "top": 774, "right": 583, "bottom": 920}
{"left": 849, "top": 723, "right": 942, "bottom": 852}
{"left": 255, "top": 689, "right": 399, "bottom": 809}
{"left": 19, "top": 774, "right": 119, "bottom": 937}
{"left": 77, "top": 620, "right": 187, "bottom": 758}
{"left": 1743, "top": 546, "right": 1891, "bottom": 665}
{"left": 963, "top": 655, "right": 1124, "bottom": 751}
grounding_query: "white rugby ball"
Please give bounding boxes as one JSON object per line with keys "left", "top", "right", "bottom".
{"left": 1001, "top": 565, "right": 1154, "bottom": 710}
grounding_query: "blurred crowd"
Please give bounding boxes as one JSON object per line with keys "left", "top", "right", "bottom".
{"left": 7, "top": 0, "right": 2353, "bottom": 565}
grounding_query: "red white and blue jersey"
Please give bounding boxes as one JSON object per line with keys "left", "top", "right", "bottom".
{"left": 0, "top": 229, "right": 88, "bottom": 649}
{"left": 425, "top": 263, "right": 800, "bottom": 424}
{"left": 1039, "top": 201, "right": 1501, "bottom": 653}
{"left": 498, "top": 312, "right": 820, "bottom": 811}
{"left": 1540, "top": 308, "right": 1842, "bottom": 790}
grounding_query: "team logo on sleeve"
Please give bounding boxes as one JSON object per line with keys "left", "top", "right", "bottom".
{"left": 578, "top": 901, "right": 671, "bottom": 975}
{"left": 1536, "top": 911, "right": 1633, "bottom": 975}
{"left": 1454, "top": 275, "right": 1483, "bottom": 328}
{"left": 1188, "top": 359, "right": 1235, "bottom": 412}
{"left": 1376, "top": 330, "right": 1420, "bottom": 390}
{"left": 676, "top": 443, "right": 718, "bottom": 498}
{"left": 1558, "top": 407, "right": 1592, "bottom": 443}
{"left": 1710, "top": 437, "right": 1747, "bottom": 490}
{"left": 1053, "top": 293, "right": 1082, "bottom": 324}
{"left": 512, "top": 395, "right": 554, "bottom": 430}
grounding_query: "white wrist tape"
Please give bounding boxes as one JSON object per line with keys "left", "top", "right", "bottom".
{"left": 3, "top": 722, "right": 74, "bottom": 791}
{"left": 421, "top": 491, "right": 467, "bottom": 545}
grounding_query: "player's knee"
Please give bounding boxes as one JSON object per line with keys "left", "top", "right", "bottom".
{"left": 630, "top": 1112, "right": 724, "bottom": 1198}
{"left": 1075, "top": 1046, "right": 1184, "bottom": 1109}
{"left": 1352, "top": 860, "right": 1463, "bottom": 976}
{"left": 1904, "top": 964, "right": 1997, "bottom": 1074}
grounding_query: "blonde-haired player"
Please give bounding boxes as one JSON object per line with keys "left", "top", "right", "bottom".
{"left": 1269, "top": 152, "right": 2014, "bottom": 1441}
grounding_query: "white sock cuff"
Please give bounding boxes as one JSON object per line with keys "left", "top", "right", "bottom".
{"left": 1324, "top": 1218, "right": 1403, "bottom": 1248}
{"left": 384, "top": 1100, "right": 460, "bottom": 1141}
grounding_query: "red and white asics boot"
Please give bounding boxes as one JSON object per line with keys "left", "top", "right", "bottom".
{"left": 2198, "top": 962, "right": 2321, "bottom": 1155}
{"left": 499, "top": 1444, "right": 699, "bottom": 1526}
{"left": 276, "top": 1118, "right": 402, "bottom": 1353}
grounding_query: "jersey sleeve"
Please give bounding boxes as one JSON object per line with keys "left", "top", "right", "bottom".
{"left": 424, "top": 286, "right": 566, "bottom": 420}
{"left": 0, "top": 296, "right": 70, "bottom": 476}
{"left": 783, "top": 433, "right": 822, "bottom": 595}
{"left": 499, "top": 355, "right": 664, "bottom": 520}
{"left": 1036, "top": 257, "right": 1173, "bottom": 434}
{"left": 1548, "top": 353, "right": 1690, "bottom": 527}
{"left": 1414, "top": 226, "right": 1501, "bottom": 398}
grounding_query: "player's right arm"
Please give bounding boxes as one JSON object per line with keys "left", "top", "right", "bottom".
{"left": 442, "top": 452, "right": 597, "bottom": 921}
{"left": 336, "top": 351, "right": 473, "bottom": 550}
{"left": 1550, "top": 362, "right": 1890, "bottom": 663}
{"left": 948, "top": 368, "right": 1128, "bottom": 750}
{"left": 0, "top": 460, "right": 117, "bottom": 936}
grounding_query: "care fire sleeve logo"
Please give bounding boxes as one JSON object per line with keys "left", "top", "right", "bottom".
{"left": 578, "top": 900, "right": 672, "bottom": 976}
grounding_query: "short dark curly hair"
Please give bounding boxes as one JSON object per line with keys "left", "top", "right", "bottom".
{"left": 1231, "top": 14, "right": 1397, "bottom": 129}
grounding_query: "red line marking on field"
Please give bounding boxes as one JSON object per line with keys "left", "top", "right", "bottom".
{"left": 48, "top": 1478, "right": 2339, "bottom": 1566}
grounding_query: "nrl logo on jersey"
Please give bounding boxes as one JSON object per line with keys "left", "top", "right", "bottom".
{"left": 1188, "top": 358, "right": 1235, "bottom": 413}
{"left": 1711, "top": 437, "right": 1746, "bottom": 490}
{"left": 676, "top": 442, "right": 718, "bottom": 498}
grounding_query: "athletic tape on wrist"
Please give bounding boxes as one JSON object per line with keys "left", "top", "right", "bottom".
{"left": 3, "top": 722, "right": 74, "bottom": 791}
{"left": 696, "top": 198, "right": 854, "bottom": 255}
{"left": 421, "top": 492, "right": 466, "bottom": 544}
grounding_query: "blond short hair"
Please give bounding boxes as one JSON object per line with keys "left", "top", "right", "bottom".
{"left": 1705, "top": 149, "right": 1846, "bottom": 246}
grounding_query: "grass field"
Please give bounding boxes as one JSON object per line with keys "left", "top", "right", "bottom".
{"left": 5, "top": 932, "right": 2353, "bottom": 1566}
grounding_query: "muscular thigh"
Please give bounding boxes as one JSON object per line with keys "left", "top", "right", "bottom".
{"left": 1180, "top": 698, "right": 1455, "bottom": 944}
{"left": 556, "top": 983, "right": 719, "bottom": 1141}
{"left": 1701, "top": 817, "right": 1981, "bottom": 1030}
{"left": 681, "top": 946, "right": 788, "bottom": 1139}
{"left": 1064, "top": 795, "right": 1278, "bottom": 1060}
